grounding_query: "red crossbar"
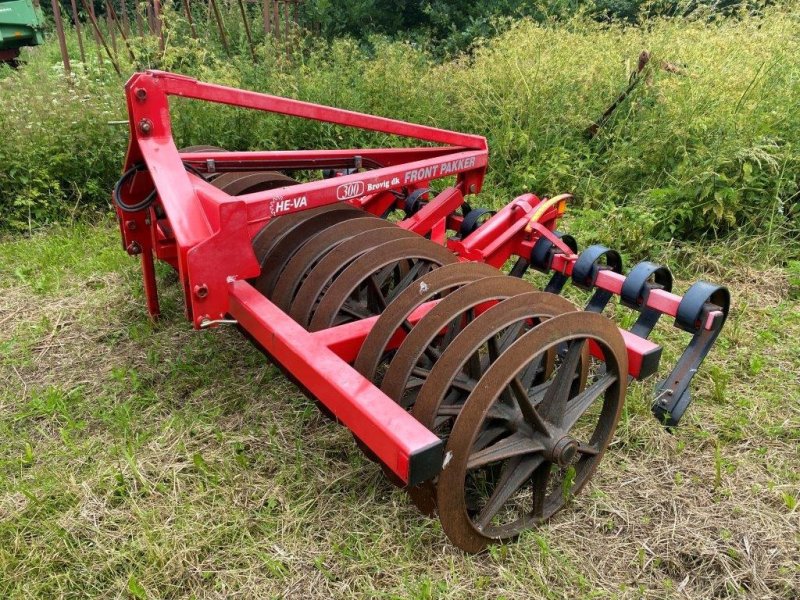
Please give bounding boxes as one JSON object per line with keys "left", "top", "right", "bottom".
{"left": 227, "top": 280, "right": 443, "bottom": 486}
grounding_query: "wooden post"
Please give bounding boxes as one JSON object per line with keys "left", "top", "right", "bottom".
{"left": 586, "top": 51, "right": 652, "bottom": 139}
{"left": 237, "top": 0, "right": 256, "bottom": 60}
{"left": 209, "top": 0, "right": 229, "bottom": 54}
{"left": 153, "top": 0, "right": 164, "bottom": 51}
{"left": 50, "top": 0, "right": 71, "bottom": 74}
{"left": 106, "top": 0, "right": 137, "bottom": 62}
{"left": 87, "top": 0, "right": 104, "bottom": 64}
{"left": 283, "top": 0, "right": 290, "bottom": 59}
{"left": 135, "top": 2, "right": 144, "bottom": 38}
{"left": 68, "top": 0, "right": 86, "bottom": 66}
{"left": 120, "top": 0, "right": 130, "bottom": 37}
{"left": 146, "top": 1, "right": 155, "bottom": 35}
{"left": 81, "top": 0, "right": 121, "bottom": 75}
{"left": 182, "top": 0, "right": 197, "bottom": 38}
{"left": 263, "top": 0, "right": 271, "bottom": 38}
{"left": 272, "top": 0, "right": 280, "bottom": 44}
{"left": 107, "top": 12, "right": 118, "bottom": 55}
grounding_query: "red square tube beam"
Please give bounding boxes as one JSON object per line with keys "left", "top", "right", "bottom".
{"left": 311, "top": 300, "right": 441, "bottom": 363}
{"left": 546, "top": 253, "right": 723, "bottom": 330}
{"left": 155, "top": 71, "right": 487, "bottom": 150}
{"left": 313, "top": 296, "right": 661, "bottom": 380}
{"left": 227, "top": 280, "right": 444, "bottom": 486}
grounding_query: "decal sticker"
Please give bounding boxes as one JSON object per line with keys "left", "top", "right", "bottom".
{"left": 403, "top": 156, "right": 477, "bottom": 184}
{"left": 336, "top": 181, "right": 365, "bottom": 200}
{"left": 366, "top": 177, "right": 400, "bottom": 193}
{"left": 271, "top": 196, "right": 308, "bottom": 215}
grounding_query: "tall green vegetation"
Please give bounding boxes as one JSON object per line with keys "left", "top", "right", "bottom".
{"left": 301, "top": 1, "right": 770, "bottom": 55}
{"left": 0, "top": 5, "right": 798, "bottom": 255}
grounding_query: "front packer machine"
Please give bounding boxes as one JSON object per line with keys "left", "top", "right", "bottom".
{"left": 113, "top": 71, "right": 730, "bottom": 552}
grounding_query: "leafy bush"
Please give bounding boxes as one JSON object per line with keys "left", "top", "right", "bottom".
{"left": 1, "top": 5, "right": 798, "bottom": 249}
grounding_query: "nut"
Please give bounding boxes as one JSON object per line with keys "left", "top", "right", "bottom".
{"left": 138, "top": 119, "right": 153, "bottom": 136}
{"left": 193, "top": 284, "right": 209, "bottom": 299}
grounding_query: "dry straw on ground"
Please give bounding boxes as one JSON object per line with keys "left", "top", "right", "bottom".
{"left": 1, "top": 226, "right": 798, "bottom": 599}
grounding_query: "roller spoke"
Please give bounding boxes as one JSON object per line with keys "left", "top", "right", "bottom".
{"left": 387, "top": 260, "right": 429, "bottom": 301}
{"left": 508, "top": 377, "right": 550, "bottom": 433}
{"left": 577, "top": 444, "right": 599, "bottom": 456}
{"left": 562, "top": 372, "right": 617, "bottom": 430}
{"left": 472, "top": 425, "right": 510, "bottom": 452}
{"left": 436, "top": 402, "right": 515, "bottom": 422}
{"left": 451, "top": 372, "right": 479, "bottom": 393}
{"left": 465, "top": 351, "right": 483, "bottom": 380}
{"left": 487, "top": 335, "right": 502, "bottom": 364}
{"left": 527, "top": 369, "right": 584, "bottom": 405}
{"left": 475, "top": 454, "right": 544, "bottom": 530}
{"left": 467, "top": 433, "right": 545, "bottom": 470}
{"left": 365, "top": 274, "right": 388, "bottom": 311}
{"left": 520, "top": 351, "right": 546, "bottom": 389}
{"left": 530, "top": 461, "right": 551, "bottom": 519}
{"left": 538, "top": 339, "right": 585, "bottom": 424}
{"left": 498, "top": 321, "right": 525, "bottom": 352}
{"left": 337, "top": 300, "right": 373, "bottom": 321}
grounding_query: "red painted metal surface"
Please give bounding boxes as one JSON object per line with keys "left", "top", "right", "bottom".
{"left": 115, "top": 71, "right": 727, "bottom": 484}
{"left": 228, "top": 281, "right": 441, "bottom": 485}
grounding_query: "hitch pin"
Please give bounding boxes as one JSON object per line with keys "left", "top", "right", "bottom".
{"left": 199, "top": 318, "right": 238, "bottom": 328}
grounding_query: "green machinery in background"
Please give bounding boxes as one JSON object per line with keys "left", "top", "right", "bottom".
{"left": 0, "top": 0, "right": 44, "bottom": 64}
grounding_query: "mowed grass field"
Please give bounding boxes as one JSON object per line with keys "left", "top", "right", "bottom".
{"left": 0, "top": 221, "right": 797, "bottom": 599}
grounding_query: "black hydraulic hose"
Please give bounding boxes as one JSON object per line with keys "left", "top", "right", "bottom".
{"left": 113, "top": 161, "right": 208, "bottom": 213}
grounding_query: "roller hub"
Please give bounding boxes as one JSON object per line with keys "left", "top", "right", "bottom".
{"left": 548, "top": 435, "right": 579, "bottom": 467}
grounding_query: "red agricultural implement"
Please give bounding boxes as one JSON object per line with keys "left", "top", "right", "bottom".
{"left": 113, "top": 71, "right": 730, "bottom": 552}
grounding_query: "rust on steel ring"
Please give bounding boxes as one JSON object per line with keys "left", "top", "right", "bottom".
{"left": 251, "top": 202, "right": 355, "bottom": 267}
{"left": 354, "top": 261, "right": 500, "bottom": 382}
{"left": 290, "top": 227, "right": 420, "bottom": 328}
{"left": 407, "top": 291, "right": 579, "bottom": 515}
{"left": 436, "top": 311, "right": 627, "bottom": 553}
{"left": 380, "top": 276, "right": 535, "bottom": 404}
{"left": 254, "top": 205, "right": 365, "bottom": 297}
{"left": 213, "top": 171, "right": 299, "bottom": 196}
{"left": 308, "top": 237, "right": 460, "bottom": 332}
{"left": 270, "top": 217, "right": 390, "bottom": 311}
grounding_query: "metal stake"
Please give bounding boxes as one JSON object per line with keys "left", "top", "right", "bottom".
{"left": 106, "top": 0, "right": 137, "bottom": 62}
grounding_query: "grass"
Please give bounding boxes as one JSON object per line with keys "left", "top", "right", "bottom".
{"left": 0, "top": 221, "right": 798, "bottom": 599}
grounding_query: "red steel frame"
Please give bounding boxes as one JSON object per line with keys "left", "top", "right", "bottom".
{"left": 116, "top": 71, "right": 725, "bottom": 486}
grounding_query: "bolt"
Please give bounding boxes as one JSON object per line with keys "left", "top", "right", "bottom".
{"left": 125, "top": 220, "right": 137, "bottom": 231}
{"left": 138, "top": 119, "right": 153, "bottom": 136}
{"left": 194, "top": 284, "right": 209, "bottom": 299}
{"left": 126, "top": 241, "right": 142, "bottom": 255}
{"left": 134, "top": 87, "right": 147, "bottom": 101}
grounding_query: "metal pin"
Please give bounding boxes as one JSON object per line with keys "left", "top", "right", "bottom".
{"left": 199, "top": 318, "right": 239, "bottom": 328}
